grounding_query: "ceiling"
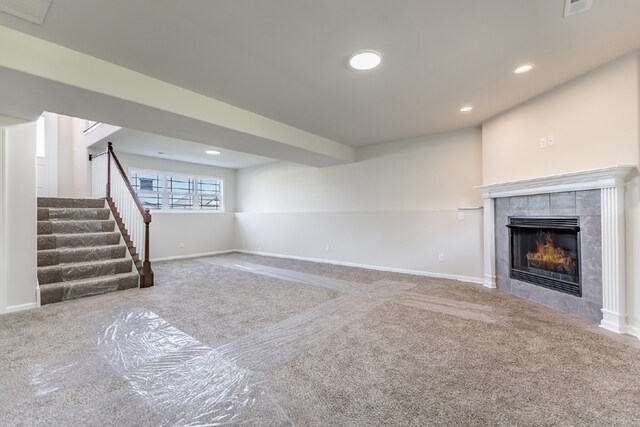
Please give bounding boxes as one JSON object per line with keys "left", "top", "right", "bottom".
{"left": 99, "top": 128, "right": 275, "bottom": 169}
{"left": 0, "top": 0, "right": 639, "bottom": 147}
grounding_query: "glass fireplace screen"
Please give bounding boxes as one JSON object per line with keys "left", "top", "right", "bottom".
{"left": 508, "top": 217, "right": 581, "bottom": 297}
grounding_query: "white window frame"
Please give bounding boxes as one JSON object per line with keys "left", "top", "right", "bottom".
{"left": 129, "top": 167, "right": 225, "bottom": 213}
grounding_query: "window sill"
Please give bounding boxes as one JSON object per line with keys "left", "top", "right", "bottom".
{"left": 149, "top": 210, "right": 228, "bottom": 214}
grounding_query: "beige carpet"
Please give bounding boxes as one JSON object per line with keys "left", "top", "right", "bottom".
{"left": 1, "top": 252, "right": 639, "bottom": 426}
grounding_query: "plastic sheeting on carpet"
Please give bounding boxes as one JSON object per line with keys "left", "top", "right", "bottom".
{"left": 93, "top": 305, "right": 267, "bottom": 426}
{"left": 27, "top": 257, "right": 495, "bottom": 426}
{"left": 200, "top": 257, "right": 495, "bottom": 324}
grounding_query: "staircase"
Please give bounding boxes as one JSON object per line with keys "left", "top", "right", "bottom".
{"left": 37, "top": 197, "right": 139, "bottom": 305}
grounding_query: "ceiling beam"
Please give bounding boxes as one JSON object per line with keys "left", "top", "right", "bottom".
{"left": 0, "top": 25, "right": 355, "bottom": 167}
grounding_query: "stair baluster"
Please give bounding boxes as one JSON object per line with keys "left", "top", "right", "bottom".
{"left": 90, "top": 142, "right": 153, "bottom": 288}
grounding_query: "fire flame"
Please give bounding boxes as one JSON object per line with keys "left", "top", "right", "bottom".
{"left": 526, "top": 232, "right": 576, "bottom": 273}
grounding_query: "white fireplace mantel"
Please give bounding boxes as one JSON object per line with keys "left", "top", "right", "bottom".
{"left": 476, "top": 165, "right": 637, "bottom": 335}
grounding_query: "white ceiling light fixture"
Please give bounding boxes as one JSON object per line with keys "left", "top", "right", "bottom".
{"left": 514, "top": 64, "right": 535, "bottom": 74}
{"left": 459, "top": 106, "right": 474, "bottom": 112}
{"left": 349, "top": 50, "right": 382, "bottom": 71}
{"left": 206, "top": 150, "right": 221, "bottom": 155}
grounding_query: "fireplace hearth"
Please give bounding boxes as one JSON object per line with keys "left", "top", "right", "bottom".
{"left": 508, "top": 217, "right": 581, "bottom": 297}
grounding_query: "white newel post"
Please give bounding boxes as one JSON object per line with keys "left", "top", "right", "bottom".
{"left": 483, "top": 195, "right": 497, "bottom": 288}
{"left": 600, "top": 184, "right": 628, "bottom": 333}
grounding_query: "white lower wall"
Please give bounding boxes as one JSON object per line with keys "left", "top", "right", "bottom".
{"left": 151, "top": 212, "right": 235, "bottom": 261}
{"left": 235, "top": 210, "right": 483, "bottom": 282}
{"left": 2, "top": 122, "right": 38, "bottom": 312}
{"left": 235, "top": 127, "right": 484, "bottom": 283}
{"left": 112, "top": 152, "right": 238, "bottom": 261}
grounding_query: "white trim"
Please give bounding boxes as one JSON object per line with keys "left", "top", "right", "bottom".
{"left": 627, "top": 325, "right": 640, "bottom": 340}
{"left": 477, "top": 166, "right": 636, "bottom": 198}
{"left": 482, "top": 196, "right": 496, "bottom": 288}
{"left": 235, "top": 250, "right": 484, "bottom": 285}
{"left": 5, "top": 302, "right": 38, "bottom": 313}
{"left": 152, "top": 250, "right": 235, "bottom": 262}
{"left": 0, "top": 128, "right": 6, "bottom": 313}
{"left": 150, "top": 210, "right": 228, "bottom": 215}
{"left": 599, "top": 186, "right": 628, "bottom": 333}
{"left": 83, "top": 121, "right": 102, "bottom": 135}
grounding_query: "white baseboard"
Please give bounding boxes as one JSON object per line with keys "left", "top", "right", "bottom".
{"left": 234, "top": 250, "right": 484, "bottom": 285}
{"left": 36, "top": 281, "right": 41, "bottom": 307}
{"left": 5, "top": 302, "right": 39, "bottom": 313}
{"left": 627, "top": 324, "right": 640, "bottom": 340}
{"left": 152, "top": 250, "right": 235, "bottom": 262}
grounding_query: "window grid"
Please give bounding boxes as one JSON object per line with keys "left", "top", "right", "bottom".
{"left": 167, "top": 176, "right": 194, "bottom": 210}
{"left": 198, "top": 179, "right": 222, "bottom": 210}
{"left": 130, "top": 171, "right": 162, "bottom": 210}
{"left": 131, "top": 170, "right": 223, "bottom": 211}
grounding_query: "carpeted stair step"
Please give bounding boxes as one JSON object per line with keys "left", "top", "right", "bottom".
{"left": 36, "top": 197, "right": 141, "bottom": 305}
{"left": 38, "top": 197, "right": 105, "bottom": 209}
{"left": 38, "top": 207, "right": 111, "bottom": 221}
{"left": 38, "top": 245, "right": 128, "bottom": 267}
{"left": 37, "top": 232, "right": 122, "bottom": 250}
{"left": 38, "top": 258, "right": 133, "bottom": 284}
{"left": 40, "top": 272, "right": 140, "bottom": 305}
{"left": 37, "top": 220, "right": 115, "bottom": 235}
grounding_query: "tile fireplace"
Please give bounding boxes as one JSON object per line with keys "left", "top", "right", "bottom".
{"left": 478, "top": 166, "right": 636, "bottom": 334}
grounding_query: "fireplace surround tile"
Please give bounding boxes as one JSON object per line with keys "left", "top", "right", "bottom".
{"left": 550, "top": 192, "right": 576, "bottom": 215}
{"left": 576, "top": 189, "right": 601, "bottom": 216}
{"left": 494, "top": 190, "right": 603, "bottom": 323}
{"left": 580, "top": 215, "right": 602, "bottom": 304}
{"left": 509, "top": 196, "right": 528, "bottom": 215}
{"left": 527, "top": 194, "right": 550, "bottom": 215}
{"left": 499, "top": 277, "right": 512, "bottom": 294}
{"left": 497, "top": 258, "right": 509, "bottom": 279}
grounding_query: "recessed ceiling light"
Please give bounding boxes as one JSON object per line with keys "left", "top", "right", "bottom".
{"left": 460, "top": 106, "right": 474, "bottom": 112}
{"left": 514, "top": 64, "right": 535, "bottom": 74}
{"left": 206, "top": 150, "right": 221, "bottom": 155}
{"left": 349, "top": 50, "right": 382, "bottom": 71}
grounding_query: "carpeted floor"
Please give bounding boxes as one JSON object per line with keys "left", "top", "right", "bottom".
{"left": 1, "top": 252, "right": 639, "bottom": 426}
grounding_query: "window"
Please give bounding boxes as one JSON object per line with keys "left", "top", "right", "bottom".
{"left": 130, "top": 169, "right": 223, "bottom": 211}
{"left": 198, "top": 178, "right": 221, "bottom": 210}
{"left": 130, "top": 171, "right": 162, "bottom": 209}
{"left": 167, "top": 175, "right": 194, "bottom": 210}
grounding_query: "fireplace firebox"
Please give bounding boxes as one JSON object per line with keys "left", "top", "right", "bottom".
{"left": 508, "top": 217, "right": 581, "bottom": 297}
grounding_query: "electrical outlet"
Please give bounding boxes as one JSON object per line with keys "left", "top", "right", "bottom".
{"left": 438, "top": 254, "right": 445, "bottom": 262}
{"left": 547, "top": 135, "right": 555, "bottom": 146}
{"left": 325, "top": 244, "right": 330, "bottom": 251}
{"left": 458, "top": 212, "right": 465, "bottom": 220}
{"left": 179, "top": 242, "right": 184, "bottom": 248}
{"left": 540, "top": 137, "right": 547, "bottom": 148}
